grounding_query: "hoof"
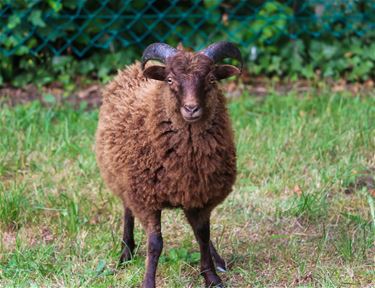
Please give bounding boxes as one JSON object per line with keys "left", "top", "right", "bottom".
{"left": 118, "top": 250, "right": 134, "bottom": 267}
{"left": 203, "top": 272, "right": 223, "bottom": 288}
{"left": 206, "top": 281, "right": 224, "bottom": 288}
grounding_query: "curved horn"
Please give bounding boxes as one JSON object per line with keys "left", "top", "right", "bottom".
{"left": 200, "top": 41, "right": 243, "bottom": 70}
{"left": 141, "top": 43, "right": 178, "bottom": 69}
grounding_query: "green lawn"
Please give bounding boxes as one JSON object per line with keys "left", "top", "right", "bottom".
{"left": 0, "top": 90, "right": 374, "bottom": 287}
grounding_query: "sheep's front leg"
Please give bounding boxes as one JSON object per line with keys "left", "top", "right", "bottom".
{"left": 185, "top": 209, "right": 223, "bottom": 287}
{"left": 119, "top": 206, "right": 135, "bottom": 265}
{"left": 142, "top": 210, "right": 163, "bottom": 288}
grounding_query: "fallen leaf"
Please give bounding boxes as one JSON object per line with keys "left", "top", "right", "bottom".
{"left": 293, "top": 185, "right": 302, "bottom": 196}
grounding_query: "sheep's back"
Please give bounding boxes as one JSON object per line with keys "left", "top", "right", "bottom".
{"left": 95, "top": 63, "right": 153, "bottom": 197}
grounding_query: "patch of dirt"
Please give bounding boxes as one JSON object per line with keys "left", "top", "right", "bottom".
{"left": 41, "top": 226, "right": 55, "bottom": 243}
{"left": 344, "top": 168, "right": 375, "bottom": 195}
{"left": 0, "top": 84, "right": 40, "bottom": 105}
{"left": 224, "top": 75, "right": 375, "bottom": 98}
{"left": 0, "top": 226, "right": 56, "bottom": 253}
{"left": 0, "top": 83, "right": 102, "bottom": 109}
{"left": 1, "top": 77, "right": 373, "bottom": 109}
{"left": 0, "top": 231, "right": 17, "bottom": 251}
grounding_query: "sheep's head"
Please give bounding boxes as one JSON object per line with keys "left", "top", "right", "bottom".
{"left": 142, "top": 42, "right": 242, "bottom": 123}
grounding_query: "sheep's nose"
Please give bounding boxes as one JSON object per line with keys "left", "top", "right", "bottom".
{"left": 183, "top": 104, "right": 200, "bottom": 114}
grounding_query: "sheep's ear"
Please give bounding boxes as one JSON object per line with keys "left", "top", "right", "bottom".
{"left": 213, "top": 65, "right": 241, "bottom": 80}
{"left": 143, "top": 66, "right": 166, "bottom": 81}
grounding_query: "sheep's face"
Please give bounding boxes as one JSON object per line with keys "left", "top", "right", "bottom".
{"left": 143, "top": 52, "right": 240, "bottom": 123}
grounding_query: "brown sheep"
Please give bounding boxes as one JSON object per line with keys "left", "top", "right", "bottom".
{"left": 95, "top": 41, "right": 242, "bottom": 288}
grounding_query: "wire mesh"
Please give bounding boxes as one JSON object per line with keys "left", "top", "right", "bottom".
{"left": 0, "top": 0, "right": 374, "bottom": 58}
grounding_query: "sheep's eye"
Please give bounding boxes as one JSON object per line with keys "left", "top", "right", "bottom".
{"left": 209, "top": 76, "right": 216, "bottom": 84}
{"left": 167, "top": 77, "right": 173, "bottom": 85}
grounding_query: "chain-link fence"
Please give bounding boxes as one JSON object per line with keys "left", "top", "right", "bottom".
{"left": 1, "top": 0, "right": 374, "bottom": 85}
{"left": 1, "top": 0, "right": 374, "bottom": 57}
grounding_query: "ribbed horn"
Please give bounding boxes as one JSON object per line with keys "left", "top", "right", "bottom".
{"left": 141, "top": 43, "right": 178, "bottom": 69}
{"left": 200, "top": 41, "right": 243, "bottom": 70}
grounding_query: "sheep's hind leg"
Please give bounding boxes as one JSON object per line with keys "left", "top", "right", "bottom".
{"left": 184, "top": 209, "right": 223, "bottom": 288}
{"left": 119, "top": 207, "right": 135, "bottom": 266}
{"left": 210, "top": 241, "right": 227, "bottom": 272}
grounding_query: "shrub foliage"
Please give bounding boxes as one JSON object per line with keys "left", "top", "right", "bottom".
{"left": 0, "top": 0, "right": 374, "bottom": 86}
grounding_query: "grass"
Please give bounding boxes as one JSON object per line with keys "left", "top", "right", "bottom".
{"left": 0, "top": 90, "right": 374, "bottom": 287}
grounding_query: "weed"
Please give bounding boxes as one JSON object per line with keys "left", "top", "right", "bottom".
{"left": 0, "top": 183, "right": 30, "bottom": 230}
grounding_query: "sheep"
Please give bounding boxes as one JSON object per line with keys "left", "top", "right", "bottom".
{"left": 95, "top": 41, "right": 242, "bottom": 288}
